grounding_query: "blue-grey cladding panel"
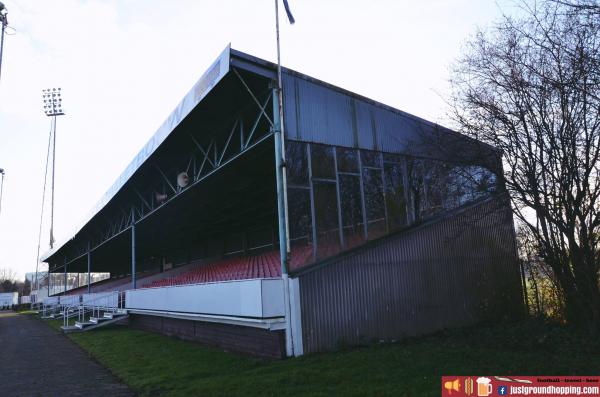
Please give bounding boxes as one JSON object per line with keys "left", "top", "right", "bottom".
{"left": 296, "top": 197, "right": 523, "bottom": 354}
{"left": 282, "top": 74, "right": 299, "bottom": 140}
{"left": 283, "top": 72, "right": 355, "bottom": 147}
{"left": 282, "top": 72, "right": 437, "bottom": 154}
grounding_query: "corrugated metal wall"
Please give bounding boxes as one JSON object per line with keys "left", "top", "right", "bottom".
{"left": 282, "top": 72, "right": 498, "bottom": 166}
{"left": 283, "top": 73, "right": 440, "bottom": 153}
{"left": 296, "top": 197, "right": 522, "bottom": 353}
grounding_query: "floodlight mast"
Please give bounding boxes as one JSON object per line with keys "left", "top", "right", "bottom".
{"left": 0, "top": 168, "right": 5, "bottom": 219}
{"left": 42, "top": 87, "right": 64, "bottom": 249}
{"left": 0, "top": 2, "right": 7, "bottom": 86}
{"left": 35, "top": 88, "right": 65, "bottom": 295}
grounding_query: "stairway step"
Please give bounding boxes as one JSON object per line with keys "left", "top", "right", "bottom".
{"left": 103, "top": 312, "right": 126, "bottom": 320}
{"left": 61, "top": 325, "right": 79, "bottom": 333}
{"left": 75, "top": 321, "right": 94, "bottom": 329}
{"left": 65, "top": 315, "right": 128, "bottom": 333}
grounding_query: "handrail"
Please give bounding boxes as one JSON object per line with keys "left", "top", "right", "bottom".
{"left": 62, "top": 290, "right": 125, "bottom": 329}
{"left": 42, "top": 302, "right": 60, "bottom": 318}
{"left": 62, "top": 304, "right": 78, "bottom": 328}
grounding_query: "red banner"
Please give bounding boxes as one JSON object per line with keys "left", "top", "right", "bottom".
{"left": 441, "top": 376, "right": 600, "bottom": 396}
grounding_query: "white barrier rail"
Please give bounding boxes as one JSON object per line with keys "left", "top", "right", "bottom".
{"left": 82, "top": 292, "right": 119, "bottom": 308}
{"left": 60, "top": 295, "right": 80, "bottom": 306}
{"left": 43, "top": 296, "right": 59, "bottom": 306}
{"left": 41, "top": 296, "right": 60, "bottom": 317}
{"left": 125, "top": 278, "right": 285, "bottom": 318}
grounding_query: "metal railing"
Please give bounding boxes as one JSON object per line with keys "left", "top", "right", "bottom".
{"left": 63, "top": 291, "right": 125, "bottom": 329}
{"left": 42, "top": 302, "right": 60, "bottom": 318}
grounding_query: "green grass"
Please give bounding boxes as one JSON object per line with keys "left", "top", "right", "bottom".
{"left": 36, "top": 316, "right": 600, "bottom": 397}
{"left": 16, "top": 309, "right": 39, "bottom": 315}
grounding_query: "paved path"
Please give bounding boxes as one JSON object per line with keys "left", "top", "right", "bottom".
{"left": 0, "top": 311, "right": 134, "bottom": 397}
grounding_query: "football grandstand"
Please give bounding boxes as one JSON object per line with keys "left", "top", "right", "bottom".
{"left": 38, "top": 46, "right": 523, "bottom": 358}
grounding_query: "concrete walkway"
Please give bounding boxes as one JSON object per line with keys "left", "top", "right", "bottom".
{"left": 0, "top": 311, "right": 134, "bottom": 397}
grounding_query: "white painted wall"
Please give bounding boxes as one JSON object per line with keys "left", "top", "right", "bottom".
{"left": 0, "top": 292, "right": 18, "bottom": 307}
{"left": 31, "top": 286, "right": 49, "bottom": 303}
{"left": 82, "top": 292, "right": 119, "bottom": 308}
{"left": 125, "top": 279, "right": 285, "bottom": 318}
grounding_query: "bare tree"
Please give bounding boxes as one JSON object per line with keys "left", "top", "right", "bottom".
{"left": 552, "top": 0, "right": 600, "bottom": 14}
{"left": 0, "top": 267, "right": 17, "bottom": 292}
{"left": 450, "top": 1, "right": 600, "bottom": 334}
{"left": 517, "top": 226, "right": 566, "bottom": 318}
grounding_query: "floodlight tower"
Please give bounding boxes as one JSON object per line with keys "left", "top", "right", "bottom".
{"left": 35, "top": 88, "right": 64, "bottom": 297}
{"left": 0, "top": 168, "right": 5, "bottom": 218}
{"left": 42, "top": 88, "right": 64, "bottom": 249}
{"left": 0, "top": 2, "right": 7, "bottom": 85}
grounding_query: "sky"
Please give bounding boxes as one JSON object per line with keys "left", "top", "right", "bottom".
{"left": 0, "top": 0, "right": 520, "bottom": 280}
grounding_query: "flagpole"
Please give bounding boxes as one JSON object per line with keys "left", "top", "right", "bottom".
{"left": 275, "top": 0, "right": 290, "bottom": 259}
{"left": 0, "top": 3, "right": 7, "bottom": 87}
{"left": 274, "top": 0, "right": 294, "bottom": 357}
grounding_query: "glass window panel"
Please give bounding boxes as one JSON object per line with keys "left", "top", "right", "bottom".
{"left": 384, "top": 162, "right": 408, "bottom": 231}
{"left": 311, "top": 144, "right": 335, "bottom": 179}
{"left": 287, "top": 188, "right": 312, "bottom": 241}
{"left": 336, "top": 147, "right": 359, "bottom": 173}
{"left": 290, "top": 239, "right": 314, "bottom": 271}
{"left": 368, "top": 219, "right": 387, "bottom": 241}
{"left": 407, "top": 158, "right": 426, "bottom": 221}
{"left": 362, "top": 167, "right": 386, "bottom": 240}
{"left": 408, "top": 159, "right": 451, "bottom": 220}
{"left": 422, "top": 162, "right": 447, "bottom": 218}
{"left": 285, "top": 140, "right": 309, "bottom": 186}
{"left": 363, "top": 168, "right": 385, "bottom": 221}
{"left": 446, "top": 165, "right": 497, "bottom": 209}
{"left": 339, "top": 174, "right": 365, "bottom": 247}
{"left": 360, "top": 150, "right": 382, "bottom": 168}
{"left": 313, "top": 181, "right": 341, "bottom": 259}
{"left": 383, "top": 152, "right": 404, "bottom": 164}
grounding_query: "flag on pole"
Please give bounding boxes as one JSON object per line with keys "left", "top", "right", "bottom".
{"left": 282, "top": 0, "right": 295, "bottom": 24}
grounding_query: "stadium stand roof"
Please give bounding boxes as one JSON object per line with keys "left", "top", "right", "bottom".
{"left": 42, "top": 44, "right": 497, "bottom": 271}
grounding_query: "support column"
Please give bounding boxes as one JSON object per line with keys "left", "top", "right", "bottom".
{"left": 63, "top": 257, "right": 67, "bottom": 294}
{"left": 272, "top": 86, "right": 293, "bottom": 357}
{"left": 131, "top": 210, "right": 136, "bottom": 289}
{"left": 87, "top": 242, "right": 91, "bottom": 294}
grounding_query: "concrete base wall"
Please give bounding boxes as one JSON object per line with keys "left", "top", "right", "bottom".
{"left": 129, "top": 314, "right": 285, "bottom": 359}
